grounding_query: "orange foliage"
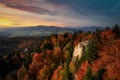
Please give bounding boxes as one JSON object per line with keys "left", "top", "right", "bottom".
{"left": 58, "top": 34, "right": 65, "bottom": 43}
{"left": 64, "top": 50, "right": 69, "bottom": 59}
{"left": 100, "top": 29, "right": 115, "bottom": 42}
{"left": 74, "top": 34, "right": 81, "bottom": 46}
{"left": 20, "top": 53, "right": 25, "bottom": 59}
{"left": 76, "top": 61, "right": 89, "bottom": 80}
{"left": 7, "top": 29, "right": 119, "bottom": 80}
{"left": 46, "top": 50, "right": 53, "bottom": 55}
{"left": 69, "top": 61, "right": 76, "bottom": 74}
{"left": 28, "top": 53, "right": 44, "bottom": 78}
{"left": 74, "top": 32, "right": 87, "bottom": 46}
{"left": 51, "top": 36, "right": 57, "bottom": 45}
{"left": 43, "top": 39, "right": 48, "bottom": 44}
{"left": 23, "top": 74, "right": 29, "bottom": 80}
{"left": 17, "top": 65, "right": 27, "bottom": 80}
{"left": 28, "top": 51, "right": 56, "bottom": 80}
{"left": 84, "top": 33, "right": 93, "bottom": 40}
{"left": 80, "top": 32, "right": 86, "bottom": 41}
{"left": 37, "top": 65, "right": 49, "bottom": 80}
{"left": 53, "top": 46, "right": 61, "bottom": 58}
{"left": 51, "top": 66, "right": 65, "bottom": 80}
{"left": 93, "top": 39, "right": 120, "bottom": 80}
{"left": 32, "top": 53, "right": 43, "bottom": 66}
{"left": 74, "top": 39, "right": 80, "bottom": 46}
{"left": 68, "top": 33, "right": 73, "bottom": 39}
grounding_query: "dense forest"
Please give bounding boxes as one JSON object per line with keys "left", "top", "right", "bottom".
{"left": 0, "top": 24, "right": 120, "bottom": 80}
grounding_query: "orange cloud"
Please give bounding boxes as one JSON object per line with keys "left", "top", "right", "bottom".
{"left": 0, "top": 3, "right": 64, "bottom": 28}
{"left": 0, "top": 3, "right": 83, "bottom": 28}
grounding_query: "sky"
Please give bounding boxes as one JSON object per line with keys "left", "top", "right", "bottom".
{"left": 0, "top": 0, "right": 120, "bottom": 28}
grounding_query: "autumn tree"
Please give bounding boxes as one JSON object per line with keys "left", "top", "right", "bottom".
{"left": 82, "top": 67, "right": 105, "bottom": 80}
{"left": 82, "top": 67, "right": 95, "bottom": 80}
{"left": 51, "top": 66, "right": 65, "bottom": 80}
{"left": 17, "top": 65, "right": 27, "bottom": 80}
{"left": 92, "top": 39, "right": 120, "bottom": 80}
{"left": 69, "top": 61, "right": 76, "bottom": 74}
{"left": 76, "top": 61, "right": 89, "bottom": 80}
{"left": 37, "top": 65, "right": 49, "bottom": 80}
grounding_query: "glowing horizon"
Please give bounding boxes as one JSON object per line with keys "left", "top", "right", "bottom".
{"left": 0, "top": 3, "right": 70, "bottom": 28}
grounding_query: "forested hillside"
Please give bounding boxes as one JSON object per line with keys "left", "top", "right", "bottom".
{"left": 0, "top": 25, "right": 120, "bottom": 80}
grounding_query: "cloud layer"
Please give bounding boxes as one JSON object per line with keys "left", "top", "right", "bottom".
{"left": 0, "top": 0, "right": 120, "bottom": 27}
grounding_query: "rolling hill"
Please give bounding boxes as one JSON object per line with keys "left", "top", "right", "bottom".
{"left": 0, "top": 25, "right": 104, "bottom": 37}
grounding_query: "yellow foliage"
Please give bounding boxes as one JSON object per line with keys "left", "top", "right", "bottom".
{"left": 64, "top": 50, "right": 69, "bottom": 59}
{"left": 69, "top": 61, "right": 76, "bottom": 74}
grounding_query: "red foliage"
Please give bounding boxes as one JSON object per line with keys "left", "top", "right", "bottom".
{"left": 74, "top": 39, "right": 80, "bottom": 46}
{"left": 28, "top": 50, "right": 57, "bottom": 79}
{"left": 100, "top": 29, "right": 115, "bottom": 42}
{"left": 20, "top": 53, "right": 25, "bottom": 59}
{"left": 51, "top": 66, "right": 65, "bottom": 80}
{"left": 58, "top": 34, "right": 65, "bottom": 43}
{"left": 52, "top": 36, "right": 57, "bottom": 45}
{"left": 74, "top": 32, "right": 87, "bottom": 46}
{"left": 76, "top": 61, "right": 89, "bottom": 80}
{"left": 53, "top": 46, "right": 61, "bottom": 58}
{"left": 46, "top": 50, "right": 53, "bottom": 56}
{"left": 37, "top": 65, "right": 49, "bottom": 80}
{"left": 93, "top": 39, "right": 120, "bottom": 80}
{"left": 28, "top": 53, "right": 44, "bottom": 79}
{"left": 68, "top": 33, "right": 73, "bottom": 39}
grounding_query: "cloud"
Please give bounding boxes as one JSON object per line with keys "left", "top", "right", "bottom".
{"left": 0, "top": 0, "right": 120, "bottom": 27}
{"left": 46, "top": 0, "right": 120, "bottom": 23}
{"left": 1, "top": 0, "right": 120, "bottom": 18}
{"left": 0, "top": 0, "right": 56, "bottom": 15}
{"left": 0, "top": 3, "right": 84, "bottom": 27}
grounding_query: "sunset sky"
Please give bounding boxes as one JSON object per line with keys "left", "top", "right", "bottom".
{"left": 0, "top": 0, "right": 120, "bottom": 28}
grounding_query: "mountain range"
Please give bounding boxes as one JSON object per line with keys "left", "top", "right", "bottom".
{"left": 0, "top": 25, "right": 104, "bottom": 37}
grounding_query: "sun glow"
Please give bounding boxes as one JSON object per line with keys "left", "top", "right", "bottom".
{"left": 0, "top": 18, "right": 13, "bottom": 26}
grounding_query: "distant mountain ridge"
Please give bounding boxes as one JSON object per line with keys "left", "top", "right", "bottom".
{"left": 67, "top": 26, "right": 105, "bottom": 32}
{"left": 0, "top": 25, "right": 104, "bottom": 37}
